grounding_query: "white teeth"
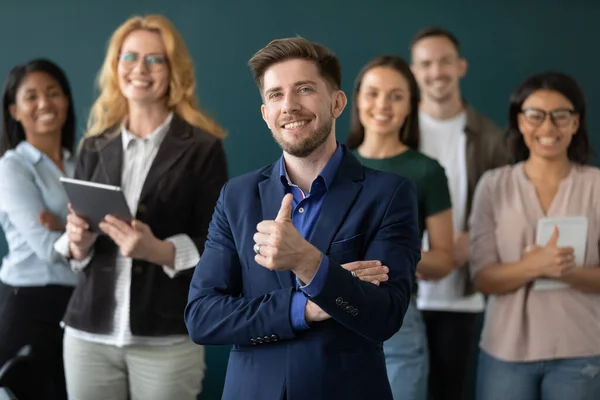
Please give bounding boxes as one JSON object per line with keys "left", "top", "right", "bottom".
{"left": 284, "top": 121, "right": 308, "bottom": 129}
{"left": 38, "top": 113, "right": 56, "bottom": 122}
{"left": 131, "top": 80, "right": 151, "bottom": 88}
{"left": 538, "top": 137, "right": 558, "bottom": 146}
{"left": 373, "top": 115, "right": 391, "bottom": 121}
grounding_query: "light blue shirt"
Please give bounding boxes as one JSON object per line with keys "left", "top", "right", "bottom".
{"left": 0, "top": 141, "right": 77, "bottom": 287}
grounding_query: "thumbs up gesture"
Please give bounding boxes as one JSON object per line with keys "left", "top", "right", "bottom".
{"left": 275, "top": 193, "right": 294, "bottom": 223}
{"left": 253, "top": 193, "right": 322, "bottom": 276}
{"left": 522, "top": 226, "right": 576, "bottom": 278}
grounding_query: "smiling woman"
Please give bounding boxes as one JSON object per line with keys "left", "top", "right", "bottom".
{"left": 0, "top": 58, "right": 77, "bottom": 399}
{"left": 53, "top": 14, "right": 228, "bottom": 400}
{"left": 470, "top": 72, "right": 600, "bottom": 400}
{"left": 85, "top": 15, "right": 225, "bottom": 140}
{"left": 346, "top": 54, "right": 454, "bottom": 400}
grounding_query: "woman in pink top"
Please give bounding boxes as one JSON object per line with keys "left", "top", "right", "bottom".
{"left": 470, "top": 72, "right": 600, "bottom": 400}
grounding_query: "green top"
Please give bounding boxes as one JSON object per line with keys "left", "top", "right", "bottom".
{"left": 355, "top": 148, "right": 452, "bottom": 240}
{"left": 356, "top": 148, "right": 452, "bottom": 294}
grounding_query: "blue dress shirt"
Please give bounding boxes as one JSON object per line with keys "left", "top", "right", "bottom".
{"left": 0, "top": 141, "right": 77, "bottom": 287}
{"left": 279, "top": 144, "right": 344, "bottom": 330}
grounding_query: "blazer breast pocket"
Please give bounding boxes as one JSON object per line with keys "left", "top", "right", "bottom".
{"left": 327, "top": 233, "right": 364, "bottom": 265}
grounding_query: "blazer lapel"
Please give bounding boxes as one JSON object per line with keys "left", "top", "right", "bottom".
{"left": 139, "top": 116, "right": 191, "bottom": 203}
{"left": 309, "top": 149, "right": 364, "bottom": 253}
{"left": 95, "top": 131, "right": 123, "bottom": 186}
{"left": 258, "top": 163, "right": 295, "bottom": 289}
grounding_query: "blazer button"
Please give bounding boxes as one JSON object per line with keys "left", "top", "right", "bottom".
{"left": 346, "top": 306, "right": 354, "bottom": 313}
{"left": 262, "top": 336, "right": 271, "bottom": 343}
{"left": 351, "top": 309, "right": 359, "bottom": 316}
{"left": 256, "top": 338, "right": 263, "bottom": 344}
{"left": 251, "top": 338, "right": 257, "bottom": 345}
{"left": 271, "top": 334, "right": 279, "bottom": 342}
{"left": 335, "top": 297, "right": 343, "bottom": 306}
{"left": 341, "top": 301, "right": 348, "bottom": 308}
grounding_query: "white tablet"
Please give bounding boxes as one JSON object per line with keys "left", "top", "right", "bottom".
{"left": 532, "top": 216, "right": 588, "bottom": 291}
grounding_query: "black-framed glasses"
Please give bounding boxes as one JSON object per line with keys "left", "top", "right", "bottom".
{"left": 118, "top": 52, "right": 168, "bottom": 72}
{"left": 520, "top": 108, "right": 576, "bottom": 128}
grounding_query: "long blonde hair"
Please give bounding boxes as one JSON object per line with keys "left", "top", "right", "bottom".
{"left": 86, "top": 14, "right": 225, "bottom": 139}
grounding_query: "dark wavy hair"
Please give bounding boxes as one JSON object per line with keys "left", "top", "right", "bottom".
{"left": 1, "top": 58, "right": 75, "bottom": 156}
{"left": 507, "top": 71, "right": 590, "bottom": 164}
{"left": 346, "top": 55, "right": 420, "bottom": 150}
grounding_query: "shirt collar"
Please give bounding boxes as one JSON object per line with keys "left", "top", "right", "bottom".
{"left": 121, "top": 111, "right": 174, "bottom": 150}
{"left": 279, "top": 143, "right": 343, "bottom": 192}
{"left": 15, "top": 141, "right": 73, "bottom": 165}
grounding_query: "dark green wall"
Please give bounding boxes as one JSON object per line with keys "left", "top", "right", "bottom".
{"left": 1, "top": 1, "right": 598, "bottom": 398}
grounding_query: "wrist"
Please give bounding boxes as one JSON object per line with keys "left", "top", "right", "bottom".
{"left": 294, "top": 246, "right": 321, "bottom": 277}
{"left": 557, "top": 267, "right": 578, "bottom": 284}
{"left": 69, "top": 242, "right": 91, "bottom": 261}
{"left": 520, "top": 257, "right": 542, "bottom": 279}
{"left": 149, "top": 239, "right": 175, "bottom": 267}
{"left": 304, "top": 301, "right": 313, "bottom": 324}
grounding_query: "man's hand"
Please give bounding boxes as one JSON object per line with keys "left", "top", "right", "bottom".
{"left": 254, "top": 194, "right": 321, "bottom": 281}
{"left": 342, "top": 260, "right": 389, "bottom": 285}
{"left": 305, "top": 300, "right": 331, "bottom": 323}
{"left": 305, "top": 261, "right": 386, "bottom": 324}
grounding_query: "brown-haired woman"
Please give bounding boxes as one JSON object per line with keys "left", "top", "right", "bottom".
{"left": 470, "top": 72, "right": 600, "bottom": 400}
{"left": 347, "top": 55, "right": 454, "bottom": 400}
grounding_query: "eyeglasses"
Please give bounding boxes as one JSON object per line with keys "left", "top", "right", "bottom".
{"left": 118, "top": 52, "right": 168, "bottom": 72}
{"left": 520, "top": 108, "right": 576, "bottom": 128}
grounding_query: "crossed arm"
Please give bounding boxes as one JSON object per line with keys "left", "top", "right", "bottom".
{"left": 184, "top": 179, "right": 421, "bottom": 345}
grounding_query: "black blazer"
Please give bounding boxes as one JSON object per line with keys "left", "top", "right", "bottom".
{"left": 63, "top": 115, "right": 228, "bottom": 336}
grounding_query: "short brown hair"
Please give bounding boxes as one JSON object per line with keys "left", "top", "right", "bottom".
{"left": 248, "top": 37, "right": 342, "bottom": 92}
{"left": 410, "top": 27, "right": 460, "bottom": 53}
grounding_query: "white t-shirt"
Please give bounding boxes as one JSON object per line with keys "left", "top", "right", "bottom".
{"left": 417, "top": 110, "right": 485, "bottom": 313}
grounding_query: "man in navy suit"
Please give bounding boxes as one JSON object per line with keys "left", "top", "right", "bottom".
{"left": 184, "top": 37, "right": 421, "bottom": 400}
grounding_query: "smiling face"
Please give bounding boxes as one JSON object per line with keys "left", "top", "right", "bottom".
{"left": 518, "top": 89, "right": 579, "bottom": 161}
{"left": 411, "top": 35, "right": 466, "bottom": 104}
{"left": 357, "top": 66, "right": 411, "bottom": 140}
{"left": 260, "top": 58, "right": 346, "bottom": 157}
{"left": 9, "top": 71, "right": 69, "bottom": 141}
{"left": 117, "top": 29, "right": 170, "bottom": 105}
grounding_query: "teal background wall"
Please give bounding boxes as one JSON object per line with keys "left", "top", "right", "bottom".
{"left": 0, "top": 1, "right": 598, "bottom": 398}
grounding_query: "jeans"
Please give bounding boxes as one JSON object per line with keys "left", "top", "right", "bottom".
{"left": 477, "top": 349, "right": 600, "bottom": 400}
{"left": 384, "top": 301, "right": 429, "bottom": 400}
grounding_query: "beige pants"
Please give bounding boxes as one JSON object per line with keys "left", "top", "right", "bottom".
{"left": 63, "top": 334, "right": 205, "bottom": 400}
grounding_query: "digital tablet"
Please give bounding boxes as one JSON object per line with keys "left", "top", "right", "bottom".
{"left": 532, "top": 216, "right": 588, "bottom": 291}
{"left": 59, "top": 177, "right": 133, "bottom": 234}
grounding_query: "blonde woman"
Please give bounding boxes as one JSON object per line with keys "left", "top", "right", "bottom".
{"left": 55, "top": 15, "right": 228, "bottom": 399}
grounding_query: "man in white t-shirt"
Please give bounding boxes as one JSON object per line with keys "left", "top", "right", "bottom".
{"left": 410, "top": 27, "right": 508, "bottom": 400}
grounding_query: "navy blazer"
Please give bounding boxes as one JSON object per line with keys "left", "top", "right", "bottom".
{"left": 185, "top": 146, "right": 421, "bottom": 400}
